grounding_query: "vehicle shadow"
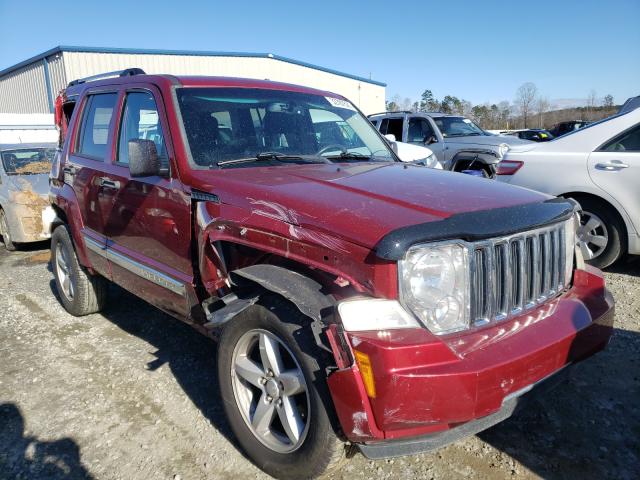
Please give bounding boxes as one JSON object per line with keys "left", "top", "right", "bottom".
{"left": 608, "top": 255, "right": 640, "bottom": 276}
{"left": 0, "top": 402, "right": 94, "bottom": 479}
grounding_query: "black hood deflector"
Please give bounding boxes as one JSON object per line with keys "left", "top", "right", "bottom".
{"left": 375, "top": 197, "right": 579, "bottom": 260}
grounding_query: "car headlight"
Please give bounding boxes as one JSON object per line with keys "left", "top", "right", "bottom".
{"left": 411, "top": 154, "right": 442, "bottom": 169}
{"left": 399, "top": 242, "right": 470, "bottom": 335}
{"left": 338, "top": 298, "right": 421, "bottom": 332}
{"left": 498, "top": 143, "right": 510, "bottom": 159}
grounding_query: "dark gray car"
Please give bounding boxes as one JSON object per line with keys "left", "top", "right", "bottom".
{"left": 0, "top": 143, "right": 56, "bottom": 250}
{"left": 369, "top": 112, "right": 531, "bottom": 170}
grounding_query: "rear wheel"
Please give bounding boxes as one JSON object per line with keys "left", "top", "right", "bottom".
{"left": 51, "top": 225, "right": 108, "bottom": 316}
{"left": 218, "top": 296, "right": 346, "bottom": 479}
{"left": 0, "top": 210, "right": 16, "bottom": 251}
{"left": 572, "top": 196, "right": 625, "bottom": 269}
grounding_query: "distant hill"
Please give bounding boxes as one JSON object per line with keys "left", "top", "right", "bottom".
{"left": 516, "top": 105, "right": 620, "bottom": 130}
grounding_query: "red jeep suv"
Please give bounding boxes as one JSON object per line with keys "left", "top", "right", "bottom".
{"left": 49, "top": 69, "right": 614, "bottom": 479}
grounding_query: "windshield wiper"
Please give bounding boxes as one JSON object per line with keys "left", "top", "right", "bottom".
{"left": 216, "top": 152, "right": 331, "bottom": 167}
{"left": 325, "top": 151, "right": 373, "bottom": 162}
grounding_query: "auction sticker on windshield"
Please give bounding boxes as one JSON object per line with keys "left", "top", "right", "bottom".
{"left": 325, "top": 96, "right": 355, "bottom": 110}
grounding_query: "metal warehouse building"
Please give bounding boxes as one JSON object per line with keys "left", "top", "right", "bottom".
{"left": 0, "top": 46, "right": 386, "bottom": 115}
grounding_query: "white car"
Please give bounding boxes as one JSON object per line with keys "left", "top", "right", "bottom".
{"left": 497, "top": 106, "right": 640, "bottom": 268}
{"left": 393, "top": 139, "right": 442, "bottom": 169}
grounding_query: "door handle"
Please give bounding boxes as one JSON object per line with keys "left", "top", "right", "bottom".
{"left": 595, "top": 160, "right": 629, "bottom": 171}
{"left": 98, "top": 177, "right": 121, "bottom": 189}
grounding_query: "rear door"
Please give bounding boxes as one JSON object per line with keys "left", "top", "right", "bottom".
{"left": 99, "top": 86, "right": 193, "bottom": 317}
{"left": 67, "top": 90, "right": 120, "bottom": 277}
{"left": 588, "top": 123, "right": 640, "bottom": 234}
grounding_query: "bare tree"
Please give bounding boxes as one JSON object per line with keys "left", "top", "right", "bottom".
{"left": 515, "top": 82, "right": 538, "bottom": 128}
{"left": 603, "top": 94, "right": 614, "bottom": 108}
{"left": 536, "top": 96, "right": 550, "bottom": 128}
{"left": 586, "top": 90, "right": 598, "bottom": 120}
{"left": 401, "top": 97, "right": 413, "bottom": 111}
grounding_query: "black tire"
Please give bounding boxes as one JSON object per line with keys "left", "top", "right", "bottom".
{"left": 218, "top": 295, "right": 346, "bottom": 479}
{"left": 0, "top": 210, "right": 16, "bottom": 251}
{"left": 51, "top": 225, "right": 108, "bottom": 316}
{"left": 572, "top": 196, "right": 626, "bottom": 269}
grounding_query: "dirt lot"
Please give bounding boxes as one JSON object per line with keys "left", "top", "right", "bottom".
{"left": 0, "top": 242, "right": 638, "bottom": 480}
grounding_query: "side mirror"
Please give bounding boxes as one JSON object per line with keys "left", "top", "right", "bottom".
{"left": 425, "top": 135, "right": 438, "bottom": 145}
{"left": 384, "top": 133, "right": 396, "bottom": 142}
{"left": 128, "top": 139, "right": 160, "bottom": 177}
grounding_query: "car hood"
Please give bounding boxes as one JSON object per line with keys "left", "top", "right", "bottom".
{"left": 191, "top": 162, "right": 549, "bottom": 250}
{"left": 445, "top": 135, "right": 532, "bottom": 147}
{"left": 394, "top": 141, "right": 433, "bottom": 162}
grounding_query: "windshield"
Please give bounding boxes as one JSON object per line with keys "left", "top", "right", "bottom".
{"left": 176, "top": 88, "right": 394, "bottom": 168}
{"left": 1, "top": 148, "right": 54, "bottom": 175}
{"left": 433, "top": 116, "right": 487, "bottom": 137}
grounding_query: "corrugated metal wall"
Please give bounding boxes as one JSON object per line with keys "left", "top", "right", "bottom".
{"left": 47, "top": 53, "right": 67, "bottom": 98}
{"left": 0, "top": 61, "right": 50, "bottom": 113}
{"left": 62, "top": 52, "right": 385, "bottom": 114}
{"left": 1, "top": 50, "right": 385, "bottom": 115}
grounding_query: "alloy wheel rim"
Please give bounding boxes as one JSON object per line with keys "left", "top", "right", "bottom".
{"left": 55, "top": 242, "right": 75, "bottom": 300}
{"left": 577, "top": 211, "right": 609, "bottom": 260}
{"left": 231, "top": 328, "right": 310, "bottom": 453}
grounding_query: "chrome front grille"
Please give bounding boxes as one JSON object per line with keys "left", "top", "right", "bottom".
{"left": 470, "top": 222, "right": 571, "bottom": 326}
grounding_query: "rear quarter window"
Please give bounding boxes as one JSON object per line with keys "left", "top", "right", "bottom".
{"left": 76, "top": 93, "right": 118, "bottom": 160}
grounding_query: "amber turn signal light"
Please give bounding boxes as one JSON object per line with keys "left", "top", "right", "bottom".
{"left": 354, "top": 350, "right": 376, "bottom": 398}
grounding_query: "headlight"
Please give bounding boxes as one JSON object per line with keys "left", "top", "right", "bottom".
{"left": 399, "top": 242, "right": 470, "bottom": 335}
{"left": 498, "top": 143, "right": 510, "bottom": 159}
{"left": 411, "top": 154, "right": 442, "bottom": 169}
{"left": 338, "top": 298, "right": 420, "bottom": 332}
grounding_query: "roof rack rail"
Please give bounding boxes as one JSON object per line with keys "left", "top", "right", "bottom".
{"left": 368, "top": 110, "right": 448, "bottom": 117}
{"left": 367, "top": 110, "right": 413, "bottom": 117}
{"left": 67, "top": 68, "right": 146, "bottom": 87}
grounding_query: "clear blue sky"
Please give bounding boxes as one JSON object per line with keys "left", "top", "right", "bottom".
{"left": 1, "top": 0, "right": 638, "bottom": 107}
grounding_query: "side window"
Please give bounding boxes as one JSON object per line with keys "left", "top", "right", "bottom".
{"left": 118, "top": 91, "right": 168, "bottom": 168}
{"left": 601, "top": 124, "right": 640, "bottom": 152}
{"left": 77, "top": 93, "right": 117, "bottom": 159}
{"left": 379, "top": 117, "right": 403, "bottom": 141}
{"left": 370, "top": 119, "right": 379, "bottom": 128}
{"left": 407, "top": 117, "right": 435, "bottom": 144}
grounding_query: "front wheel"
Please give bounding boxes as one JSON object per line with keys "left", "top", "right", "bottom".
{"left": 0, "top": 210, "right": 16, "bottom": 251}
{"left": 217, "top": 296, "right": 346, "bottom": 479}
{"left": 573, "top": 197, "right": 625, "bottom": 269}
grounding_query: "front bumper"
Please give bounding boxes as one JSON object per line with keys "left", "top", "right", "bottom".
{"left": 358, "top": 363, "right": 573, "bottom": 459}
{"left": 326, "top": 267, "right": 614, "bottom": 450}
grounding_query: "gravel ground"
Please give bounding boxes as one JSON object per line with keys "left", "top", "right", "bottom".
{"left": 1, "top": 242, "right": 638, "bottom": 480}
